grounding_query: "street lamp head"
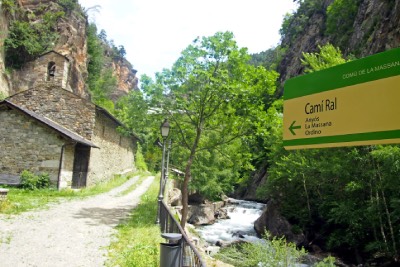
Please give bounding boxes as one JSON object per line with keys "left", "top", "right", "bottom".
{"left": 160, "top": 119, "right": 170, "bottom": 138}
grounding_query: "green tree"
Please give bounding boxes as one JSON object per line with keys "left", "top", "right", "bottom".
{"left": 98, "top": 29, "right": 107, "bottom": 43}
{"left": 135, "top": 144, "right": 148, "bottom": 172}
{"left": 87, "top": 23, "right": 104, "bottom": 88}
{"left": 326, "top": 0, "right": 360, "bottom": 48}
{"left": 114, "top": 87, "right": 162, "bottom": 171}
{"left": 301, "top": 43, "right": 350, "bottom": 73}
{"left": 86, "top": 23, "right": 118, "bottom": 112}
{"left": 142, "top": 32, "right": 277, "bottom": 227}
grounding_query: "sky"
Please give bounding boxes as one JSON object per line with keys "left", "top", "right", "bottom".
{"left": 79, "top": 0, "right": 298, "bottom": 79}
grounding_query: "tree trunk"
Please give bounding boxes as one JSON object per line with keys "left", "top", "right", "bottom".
{"left": 376, "top": 164, "right": 397, "bottom": 256}
{"left": 180, "top": 125, "right": 202, "bottom": 229}
{"left": 376, "top": 188, "right": 389, "bottom": 251}
{"left": 302, "top": 173, "right": 312, "bottom": 220}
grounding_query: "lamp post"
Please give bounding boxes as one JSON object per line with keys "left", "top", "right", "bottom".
{"left": 162, "top": 139, "right": 172, "bottom": 196}
{"left": 156, "top": 119, "right": 170, "bottom": 224}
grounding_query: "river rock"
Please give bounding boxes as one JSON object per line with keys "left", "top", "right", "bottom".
{"left": 254, "top": 200, "right": 306, "bottom": 246}
{"left": 188, "top": 205, "right": 215, "bottom": 225}
{"left": 168, "top": 188, "right": 182, "bottom": 206}
{"left": 232, "top": 231, "right": 247, "bottom": 238}
{"left": 187, "top": 201, "right": 225, "bottom": 225}
{"left": 215, "top": 207, "right": 229, "bottom": 219}
{"left": 216, "top": 239, "right": 247, "bottom": 248}
{"left": 188, "top": 192, "right": 207, "bottom": 204}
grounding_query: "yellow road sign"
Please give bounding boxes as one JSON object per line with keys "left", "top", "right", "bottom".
{"left": 283, "top": 48, "right": 400, "bottom": 150}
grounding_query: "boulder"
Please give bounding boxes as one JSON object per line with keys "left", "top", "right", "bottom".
{"left": 187, "top": 201, "right": 226, "bottom": 225}
{"left": 188, "top": 192, "right": 207, "bottom": 204}
{"left": 232, "top": 230, "right": 247, "bottom": 239}
{"left": 187, "top": 204, "right": 216, "bottom": 225}
{"left": 216, "top": 239, "right": 247, "bottom": 248}
{"left": 215, "top": 207, "right": 229, "bottom": 219}
{"left": 168, "top": 188, "right": 182, "bottom": 206}
{"left": 254, "top": 200, "right": 306, "bottom": 246}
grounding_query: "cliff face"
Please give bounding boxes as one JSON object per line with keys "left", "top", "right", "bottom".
{"left": 348, "top": 0, "right": 400, "bottom": 56}
{"left": 0, "top": 4, "right": 9, "bottom": 96}
{"left": 0, "top": 0, "right": 138, "bottom": 100}
{"left": 277, "top": 0, "right": 400, "bottom": 94}
{"left": 102, "top": 44, "right": 139, "bottom": 101}
{"left": 109, "top": 59, "right": 138, "bottom": 101}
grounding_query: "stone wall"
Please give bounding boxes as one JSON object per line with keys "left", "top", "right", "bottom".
{"left": 11, "top": 52, "right": 71, "bottom": 93}
{"left": 0, "top": 106, "right": 64, "bottom": 184}
{"left": 87, "top": 111, "right": 136, "bottom": 186}
{"left": 9, "top": 85, "right": 96, "bottom": 140}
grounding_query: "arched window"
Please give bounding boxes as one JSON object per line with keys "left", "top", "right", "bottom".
{"left": 47, "top": 62, "right": 56, "bottom": 81}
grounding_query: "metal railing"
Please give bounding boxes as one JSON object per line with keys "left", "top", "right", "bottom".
{"left": 160, "top": 200, "right": 207, "bottom": 267}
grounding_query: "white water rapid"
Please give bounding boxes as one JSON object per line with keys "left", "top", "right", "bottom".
{"left": 196, "top": 198, "right": 265, "bottom": 245}
{"left": 196, "top": 198, "right": 310, "bottom": 267}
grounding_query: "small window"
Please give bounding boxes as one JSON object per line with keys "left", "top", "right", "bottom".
{"left": 47, "top": 62, "right": 56, "bottom": 81}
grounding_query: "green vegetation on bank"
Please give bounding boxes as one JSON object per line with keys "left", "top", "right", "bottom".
{"left": 216, "top": 233, "right": 307, "bottom": 267}
{"left": 0, "top": 173, "right": 137, "bottom": 214}
{"left": 106, "top": 175, "right": 162, "bottom": 267}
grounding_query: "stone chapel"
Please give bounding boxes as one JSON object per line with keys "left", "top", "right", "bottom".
{"left": 0, "top": 51, "right": 138, "bottom": 189}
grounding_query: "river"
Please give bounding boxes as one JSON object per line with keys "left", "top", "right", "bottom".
{"left": 196, "top": 198, "right": 310, "bottom": 267}
{"left": 196, "top": 198, "right": 265, "bottom": 244}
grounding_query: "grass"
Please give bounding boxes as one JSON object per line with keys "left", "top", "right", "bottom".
{"left": 0, "top": 173, "right": 137, "bottom": 214}
{"left": 106, "top": 174, "right": 163, "bottom": 267}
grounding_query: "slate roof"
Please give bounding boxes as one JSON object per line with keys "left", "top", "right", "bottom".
{"left": 0, "top": 100, "right": 98, "bottom": 148}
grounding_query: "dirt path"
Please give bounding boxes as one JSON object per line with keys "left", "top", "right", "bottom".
{"left": 0, "top": 175, "right": 155, "bottom": 267}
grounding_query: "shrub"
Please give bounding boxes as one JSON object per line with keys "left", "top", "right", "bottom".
{"left": 216, "top": 232, "right": 307, "bottom": 267}
{"left": 20, "top": 170, "right": 51, "bottom": 190}
{"left": 135, "top": 144, "right": 148, "bottom": 171}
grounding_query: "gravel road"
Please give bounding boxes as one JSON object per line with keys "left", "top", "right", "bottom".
{"left": 0, "top": 175, "right": 155, "bottom": 267}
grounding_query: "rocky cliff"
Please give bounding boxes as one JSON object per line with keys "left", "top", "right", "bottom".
{"left": 0, "top": 3, "right": 9, "bottom": 96}
{"left": 0, "top": 0, "right": 138, "bottom": 100}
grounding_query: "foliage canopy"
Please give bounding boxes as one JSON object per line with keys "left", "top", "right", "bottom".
{"left": 140, "top": 31, "right": 278, "bottom": 226}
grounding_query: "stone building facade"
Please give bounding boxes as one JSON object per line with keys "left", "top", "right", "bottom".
{"left": 0, "top": 85, "right": 138, "bottom": 189}
{"left": 0, "top": 102, "right": 67, "bottom": 184}
{"left": 9, "top": 84, "right": 95, "bottom": 140}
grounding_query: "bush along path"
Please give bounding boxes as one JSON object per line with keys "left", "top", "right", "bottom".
{"left": 0, "top": 175, "right": 155, "bottom": 267}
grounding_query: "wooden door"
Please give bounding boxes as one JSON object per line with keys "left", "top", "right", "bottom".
{"left": 72, "top": 144, "right": 90, "bottom": 189}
